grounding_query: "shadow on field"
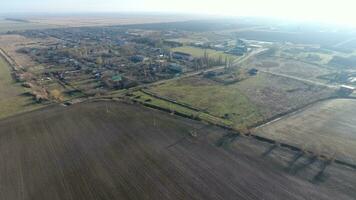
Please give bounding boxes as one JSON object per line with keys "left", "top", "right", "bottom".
{"left": 215, "top": 132, "right": 240, "bottom": 148}
{"left": 20, "top": 92, "right": 33, "bottom": 97}
{"left": 288, "top": 154, "right": 318, "bottom": 175}
{"left": 311, "top": 159, "right": 332, "bottom": 184}
{"left": 262, "top": 144, "right": 279, "bottom": 157}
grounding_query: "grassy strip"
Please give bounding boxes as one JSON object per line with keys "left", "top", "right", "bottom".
{"left": 130, "top": 91, "right": 233, "bottom": 127}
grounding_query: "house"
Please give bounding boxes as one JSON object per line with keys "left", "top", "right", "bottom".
{"left": 248, "top": 68, "right": 258, "bottom": 76}
{"left": 226, "top": 39, "right": 248, "bottom": 56}
{"left": 111, "top": 74, "right": 122, "bottom": 82}
{"left": 340, "top": 85, "right": 355, "bottom": 94}
{"left": 227, "top": 46, "right": 247, "bottom": 56}
{"left": 130, "top": 55, "right": 145, "bottom": 63}
{"left": 168, "top": 63, "right": 185, "bottom": 73}
{"left": 172, "top": 52, "right": 193, "bottom": 61}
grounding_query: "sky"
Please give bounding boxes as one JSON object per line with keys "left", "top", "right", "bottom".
{"left": 2, "top": 0, "right": 356, "bottom": 26}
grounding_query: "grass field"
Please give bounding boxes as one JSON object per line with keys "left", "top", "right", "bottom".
{"left": 255, "top": 99, "right": 356, "bottom": 165}
{"left": 172, "top": 46, "right": 238, "bottom": 59}
{"left": 245, "top": 55, "right": 333, "bottom": 82}
{"left": 0, "top": 57, "right": 42, "bottom": 119}
{"left": 130, "top": 90, "right": 233, "bottom": 127}
{"left": 0, "top": 101, "right": 354, "bottom": 199}
{"left": 149, "top": 77, "right": 261, "bottom": 130}
{"left": 148, "top": 73, "right": 335, "bottom": 130}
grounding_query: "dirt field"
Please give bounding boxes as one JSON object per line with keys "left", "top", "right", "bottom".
{"left": 0, "top": 57, "right": 42, "bottom": 119}
{"left": 24, "top": 14, "right": 199, "bottom": 28}
{"left": 0, "top": 15, "right": 199, "bottom": 32}
{"left": 0, "top": 100, "right": 354, "bottom": 200}
{"left": 255, "top": 99, "right": 356, "bottom": 164}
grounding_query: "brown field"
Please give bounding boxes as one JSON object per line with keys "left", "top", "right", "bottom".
{"left": 25, "top": 14, "right": 201, "bottom": 27}
{"left": 0, "top": 101, "right": 354, "bottom": 199}
{"left": 254, "top": 99, "right": 356, "bottom": 165}
{"left": 0, "top": 15, "right": 199, "bottom": 32}
{"left": 0, "top": 19, "right": 59, "bottom": 33}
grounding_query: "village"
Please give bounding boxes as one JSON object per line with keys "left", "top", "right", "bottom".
{"left": 0, "top": 14, "right": 356, "bottom": 200}
{"left": 12, "top": 26, "right": 249, "bottom": 102}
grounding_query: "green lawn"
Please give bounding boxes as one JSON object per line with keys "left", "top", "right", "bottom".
{"left": 130, "top": 91, "right": 233, "bottom": 127}
{"left": 148, "top": 77, "right": 262, "bottom": 130}
{"left": 0, "top": 57, "right": 42, "bottom": 119}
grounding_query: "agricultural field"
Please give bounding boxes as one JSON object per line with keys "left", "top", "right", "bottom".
{"left": 278, "top": 45, "right": 356, "bottom": 67}
{"left": 26, "top": 14, "right": 198, "bottom": 27}
{"left": 232, "top": 29, "right": 356, "bottom": 49}
{"left": 172, "top": 46, "right": 238, "bottom": 59}
{"left": 0, "top": 57, "right": 42, "bottom": 119}
{"left": 0, "top": 19, "right": 58, "bottom": 33}
{"left": 245, "top": 52, "right": 334, "bottom": 83}
{"left": 0, "top": 101, "right": 354, "bottom": 200}
{"left": 254, "top": 99, "right": 356, "bottom": 165}
{"left": 148, "top": 72, "right": 336, "bottom": 130}
{"left": 0, "top": 15, "right": 195, "bottom": 33}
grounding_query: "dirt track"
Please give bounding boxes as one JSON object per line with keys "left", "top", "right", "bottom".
{"left": 0, "top": 101, "right": 354, "bottom": 200}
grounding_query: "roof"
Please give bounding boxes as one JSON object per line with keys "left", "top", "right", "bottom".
{"left": 341, "top": 85, "right": 355, "bottom": 90}
{"left": 173, "top": 51, "right": 192, "bottom": 57}
{"left": 112, "top": 75, "right": 122, "bottom": 82}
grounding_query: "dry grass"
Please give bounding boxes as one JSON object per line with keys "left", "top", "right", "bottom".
{"left": 0, "top": 34, "right": 42, "bottom": 68}
{"left": 255, "top": 98, "right": 356, "bottom": 165}
{"left": 245, "top": 56, "right": 333, "bottom": 82}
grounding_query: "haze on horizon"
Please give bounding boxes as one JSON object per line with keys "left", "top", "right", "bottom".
{"left": 1, "top": 0, "right": 356, "bottom": 26}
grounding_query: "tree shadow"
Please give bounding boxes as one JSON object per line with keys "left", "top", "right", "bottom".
{"left": 215, "top": 132, "right": 240, "bottom": 148}
{"left": 311, "top": 159, "right": 332, "bottom": 184}
{"left": 262, "top": 144, "right": 278, "bottom": 157}
{"left": 286, "top": 151, "right": 305, "bottom": 172}
{"left": 289, "top": 154, "right": 318, "bottom": 175}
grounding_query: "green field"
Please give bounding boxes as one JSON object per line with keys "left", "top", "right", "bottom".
{"left": 172, "top": 46, "right": 238, "bottom": 59}
{"left": 130, "top": 90, "right": 233, "bottom": 127}
{"left": 148, "top": 73, "right": 336, "bottom": 130}
{"left": 149, "top": 77, "right": 263, "bottom": 130}
{"left": 0, "top": 57, "right": 42, "bottom": 119}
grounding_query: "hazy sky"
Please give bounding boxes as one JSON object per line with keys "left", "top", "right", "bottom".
{"left": 2, "top": 0, "right": 356, "bottom": 25}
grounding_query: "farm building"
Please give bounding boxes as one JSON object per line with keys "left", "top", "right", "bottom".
{"left": 339, "top": 85, "right": 355, "bottom": 96}
{"left": 172, "top": 52, "right": 193, "bottom": 61}
{"left": 130, "top": 55, "right": 146, "bottom": 63}
{"left": 168, "top": 63, "right": 185, "bottom": 73}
